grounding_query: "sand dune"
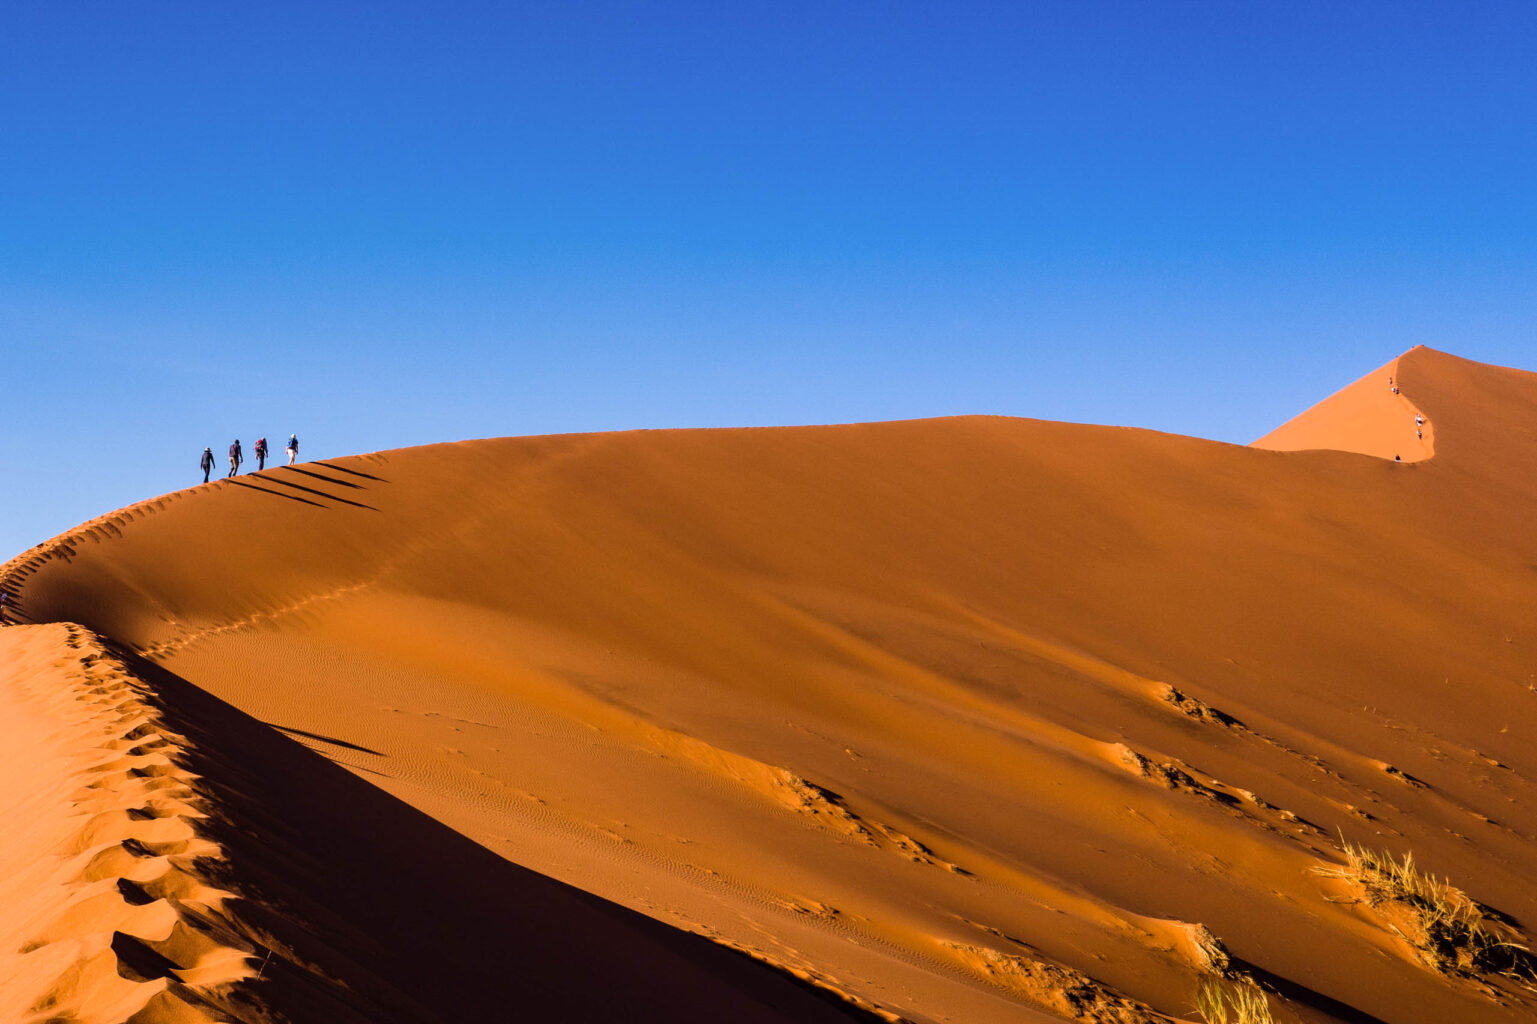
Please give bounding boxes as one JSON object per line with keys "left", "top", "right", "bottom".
{"left": 1253, "top": 349, "right": 1435, "bottom": 461}
{"left": 0, "top": 623, "right": 885, "bottom": 1023}
{"left": 4, "top": 345, "right": 1536, "bottom": 1022}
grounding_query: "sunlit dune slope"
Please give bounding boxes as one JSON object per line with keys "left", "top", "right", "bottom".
{"left": 1252, "top": 346, "right": 1437, "bottom": 462}
{"left": 6, "top": 345, "right": 1537, "bottom": 1023}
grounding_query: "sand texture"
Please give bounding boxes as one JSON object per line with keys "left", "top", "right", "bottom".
{"left": 0, "top": 623, "right": 882, "bottom": 1023}
{"left": 3, "top": 345, "right": 1536, "bottom": 1022}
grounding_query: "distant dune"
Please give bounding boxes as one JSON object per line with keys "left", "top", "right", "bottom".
{"left": 1252, "top": 348, "right": 1436, "bottom": 462}
{"left": 4, "top": 345, "right": 1536, "bottom": 1023}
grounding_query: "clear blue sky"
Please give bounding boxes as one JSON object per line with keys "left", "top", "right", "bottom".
{"left": 4, "top": 2, "right": 1534, "bottom": 557}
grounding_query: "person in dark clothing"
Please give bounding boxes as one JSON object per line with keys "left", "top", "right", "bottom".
{"left": 286, "top": 433, "right": 299, "bottom": 466}
{"left": 255, "top": 436, "right": 269, "bottom": 471}
{"left": 200, "top": 447, "right": 215, "bottom": 483}
{"left": 229, "top": 439, "right": 243, "bottom": 477}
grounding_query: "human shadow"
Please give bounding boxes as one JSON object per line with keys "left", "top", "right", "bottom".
{"left": 226, "top": 479, "right": 327, "bottom": 509}
{"left": 278, "top": 467, "right": 368, "bottom": 490}
{"left": 107, "top": 644, "right": 877, "bottom": 1024}
{"left": 313, "top": 461, "right": 389, "bottom": 483}
{"left": 260, "top": 476, "right": 379, "bottom": 511}
{"left": 262, "top": 722, "right": 387, "bottom": 757}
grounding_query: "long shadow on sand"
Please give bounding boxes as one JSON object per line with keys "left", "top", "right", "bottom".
{"left": 261, "top": 722, "right": 388, "bottom": 757}
{"left": 225, "top": 479, "right": 328, "bottom": 509}
{"left": 312, "top": 460, "right": 389, "bottom": 483}
{"left": 114, "top": 645, "right": 877, "bottom": 1024}
{"left": 1235, "top": 959, "right": 1393, "bottom": 1024}
{"left": 278, "top": 466, "right": 370, "bottom": 490}
{"left": 257, "top": 474, "right": 380, "bottom": 510}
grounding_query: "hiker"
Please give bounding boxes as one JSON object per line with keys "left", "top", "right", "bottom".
{"left": 286, "top": 433, "right": 299, "bottom": 466}
{"left": 0, "top": 590, "right": 9, "bottom": 625}
{"left": 200, "top": 447, "right": 215, "bottom": 483}
{"left": 228, "top": 439, "right": 243, "bottom": 477}
{"left": 255, "top": 436, "right": 269, "bottom": 471}
{"left": 1416, "top": 414, "right": 1425, "bottom": 427}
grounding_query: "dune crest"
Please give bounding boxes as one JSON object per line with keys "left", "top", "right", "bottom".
{"left": 0, "top": 624, "right": 908, "bottom": 1023}
{"left": 0, "top": 624, "right": 256, "bottom": 1024}
{"left": 1252, "top": 347, "right": 1435, "bottom": 461}
{"left": 4, "top": 348, "right": 1537, "bottom": 1022}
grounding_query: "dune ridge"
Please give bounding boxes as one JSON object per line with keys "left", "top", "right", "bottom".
{"left": 1252, "top": 347, "right": 1436, "bottom": 461}
{"left": 0, "top": 623, "right": 904, "bottom": 1023}
{"left": 5, "top": 345, "right": 1537, "bottom": 1022}
{"left": 0, "top": 623, "right": 256, "bottom": 1024}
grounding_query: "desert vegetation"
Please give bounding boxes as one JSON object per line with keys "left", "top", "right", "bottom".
{"left": 1193, "top": 977, "right": 1275, "bottom": 1024}
{"left": 1317, "top": 839, "right": 1536, "bottom": 981}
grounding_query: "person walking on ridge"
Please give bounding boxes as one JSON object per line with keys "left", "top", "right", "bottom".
{"left": 286, "top": 433, "right": 299, "bottom": 466}
{"left": 255, "top": 436, "right": 269, "bottom": 471}
{"left": 200, "top": 447, "right": 215, "bottom": 483}
{"left": 228, "top": 439, "right": 243, "bottom": 477}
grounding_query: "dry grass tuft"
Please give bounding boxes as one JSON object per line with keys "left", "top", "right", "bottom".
{"left": 1194, "top": 977, "right": 1275, "bottom": 1024}
{"left": 1316, "top": 839, "right": 1537, "bottom": 980}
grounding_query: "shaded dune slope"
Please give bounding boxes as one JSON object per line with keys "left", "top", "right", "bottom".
{"left": 0, "top": 623, "right": 882, "bottom": 1023}
{"left": 6, "top": 346, "right": 1537, "bottom": 1022}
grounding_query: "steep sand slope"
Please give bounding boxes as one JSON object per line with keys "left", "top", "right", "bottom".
{"left": 6, "top": 346, "right": 1537, "bottom": 1022}
{"left": 1252, "top": 348, "right": 1434, "bottom": 461}
{"left": 0, "top": 623, "right": 890, "bottom": 1022}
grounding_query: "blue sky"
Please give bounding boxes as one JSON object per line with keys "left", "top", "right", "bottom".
{"left": 3, "top": 2, "right": 1534, "bottom": 557}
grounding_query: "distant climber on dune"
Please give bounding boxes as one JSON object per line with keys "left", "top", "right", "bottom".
{"left": 228, "top": 439, "right": 243, "bottom": 477}
{"left": 200, "top": 447, "right": 215, "bottom": 483}
{"left": 255, "top": 436, "right": 269, "bottom": 471}
{"left": 287, "top": 433, "right": 299, "bottom": 466}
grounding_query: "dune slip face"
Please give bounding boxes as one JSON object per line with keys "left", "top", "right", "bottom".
{"left": 0, "top": 623, "right": 257, "bottom": 1024}
{"left": 5, "top": 346, "right": 1537, "bottom": 1023}
{"left": 0, "top": 624, "right": 891, "bottom": 1023}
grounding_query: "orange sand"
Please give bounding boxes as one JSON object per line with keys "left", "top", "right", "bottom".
{"left": 3, "top": 345, "right": 1535, "bottom": 1022}
{"left": 1253, "top": 349, "right": 1435, "bottom": 461}
{"left": 0, "top": 624, "right": 885, "bottom": 1023}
